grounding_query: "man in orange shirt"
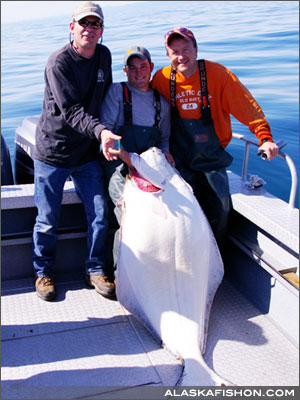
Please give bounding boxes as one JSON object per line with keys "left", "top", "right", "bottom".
{"left": 152, "top": 27, "right": 279, "bottom": 249}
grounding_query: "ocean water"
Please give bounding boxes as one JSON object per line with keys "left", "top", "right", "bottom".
{"left": 1, "top": 1, "right": 299, "bottom": 206}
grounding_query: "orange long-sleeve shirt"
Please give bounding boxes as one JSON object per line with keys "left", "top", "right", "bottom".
{"left": 151, "top": 60, "right": 273, "bottom": 147}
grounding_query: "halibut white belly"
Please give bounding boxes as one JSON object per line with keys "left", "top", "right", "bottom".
{"left": 116, "top": 147, "right": 230, "bottom": 386}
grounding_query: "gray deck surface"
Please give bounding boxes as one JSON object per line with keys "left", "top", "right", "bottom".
{"left": 1, "top": 274, "right": 299, "bottom": 399}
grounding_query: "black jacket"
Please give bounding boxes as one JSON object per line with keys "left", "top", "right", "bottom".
{"left": 35, "top": 43, "right": 112, "bottom": 167}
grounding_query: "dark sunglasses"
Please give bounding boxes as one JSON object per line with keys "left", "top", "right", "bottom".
{"left": 76, "top": 18, "right": 103, "bottom": 29}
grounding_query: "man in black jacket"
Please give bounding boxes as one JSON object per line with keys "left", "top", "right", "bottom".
{"left": 33, "top": 1, "right": 115, "bottom": 301}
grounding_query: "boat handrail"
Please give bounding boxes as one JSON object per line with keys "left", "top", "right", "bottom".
{"left": 232, "top": 133, "right": 298, "bottom": 209}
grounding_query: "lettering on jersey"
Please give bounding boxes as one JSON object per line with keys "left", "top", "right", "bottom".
{"left": 178, "top": 90, "right": 212, "bottom": 112}
{"left": 97, "top": 69, "right": 105, "bottom": 83}
{"left": 182, "top": 103, "right": 198, "bottom": 110}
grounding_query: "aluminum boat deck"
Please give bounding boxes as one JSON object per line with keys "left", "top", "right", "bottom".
{"left": 1, "top": 270, "right": 298, "bottom": 399}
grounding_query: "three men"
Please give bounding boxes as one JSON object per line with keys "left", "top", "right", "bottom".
{"left": 34, "top": 10, "right": 280, "bottom": 302}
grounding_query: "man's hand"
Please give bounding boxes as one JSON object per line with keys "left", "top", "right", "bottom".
{"left": 258, "top": 141, "right": 279, "bottom": 161}
{"left": 164, "top": 151, "right": 175, "bottom": 167}
{"left": 101, "top": 129, "right": 122, "bottom": 161}
{"left": 109, "top": 147, "right": 134, "bottom": 168}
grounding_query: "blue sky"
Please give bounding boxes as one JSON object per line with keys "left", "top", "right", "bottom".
{"left": 1, "top": 1, "right": 143, "bottom": 23}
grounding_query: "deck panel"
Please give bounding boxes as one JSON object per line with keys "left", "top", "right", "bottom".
{"left": 1, "top": 275, "right": 298, "bottom": 399}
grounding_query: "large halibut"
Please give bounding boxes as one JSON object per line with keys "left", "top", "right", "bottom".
{"left": 116, "top": 147, "right": 230, "bottom": 386}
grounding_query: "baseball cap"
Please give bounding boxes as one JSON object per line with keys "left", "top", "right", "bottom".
{"left": 73, "top": 1, "right": 104, "bottom": 22}
{"left": 124, "top": 46, "right": 151, "bottom": 66}
{"left": 165, "top": 27, "right": 197, "bottom": 47}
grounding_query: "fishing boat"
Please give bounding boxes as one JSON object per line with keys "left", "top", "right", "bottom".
{"left": 1, "top": 115, "right": 299, "bottom": 398}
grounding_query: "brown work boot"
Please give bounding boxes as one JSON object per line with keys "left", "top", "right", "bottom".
{"left": 35, "top": 276, "right": 56, "bottom": 301}
{"left": 85, "top": 274, "right": 115, "bottom": 299}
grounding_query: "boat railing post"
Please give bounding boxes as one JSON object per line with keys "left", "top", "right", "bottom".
{"left": 278, "top": 151, "right": 298, "bottom": 209}
{"left": 242, "top": 141, "right": 251, "bottom": 181}
{"left": 232, "top": 132, "right": 298, "bottom": 208}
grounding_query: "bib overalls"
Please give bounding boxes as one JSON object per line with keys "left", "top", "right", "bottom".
{"left": 104, "top": 82, "right": 162, "bottom": 267}
{"left": 169, "top": 60, "right": 233, "bottom": 249}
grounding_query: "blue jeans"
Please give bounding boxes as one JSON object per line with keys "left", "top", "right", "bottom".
{"left": 33, "top": 159, "right": 109, "bottom": 277}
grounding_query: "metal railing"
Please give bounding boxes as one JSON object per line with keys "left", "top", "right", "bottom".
{"left": 232, "top": 133, "right": 298, "bottom": 209}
